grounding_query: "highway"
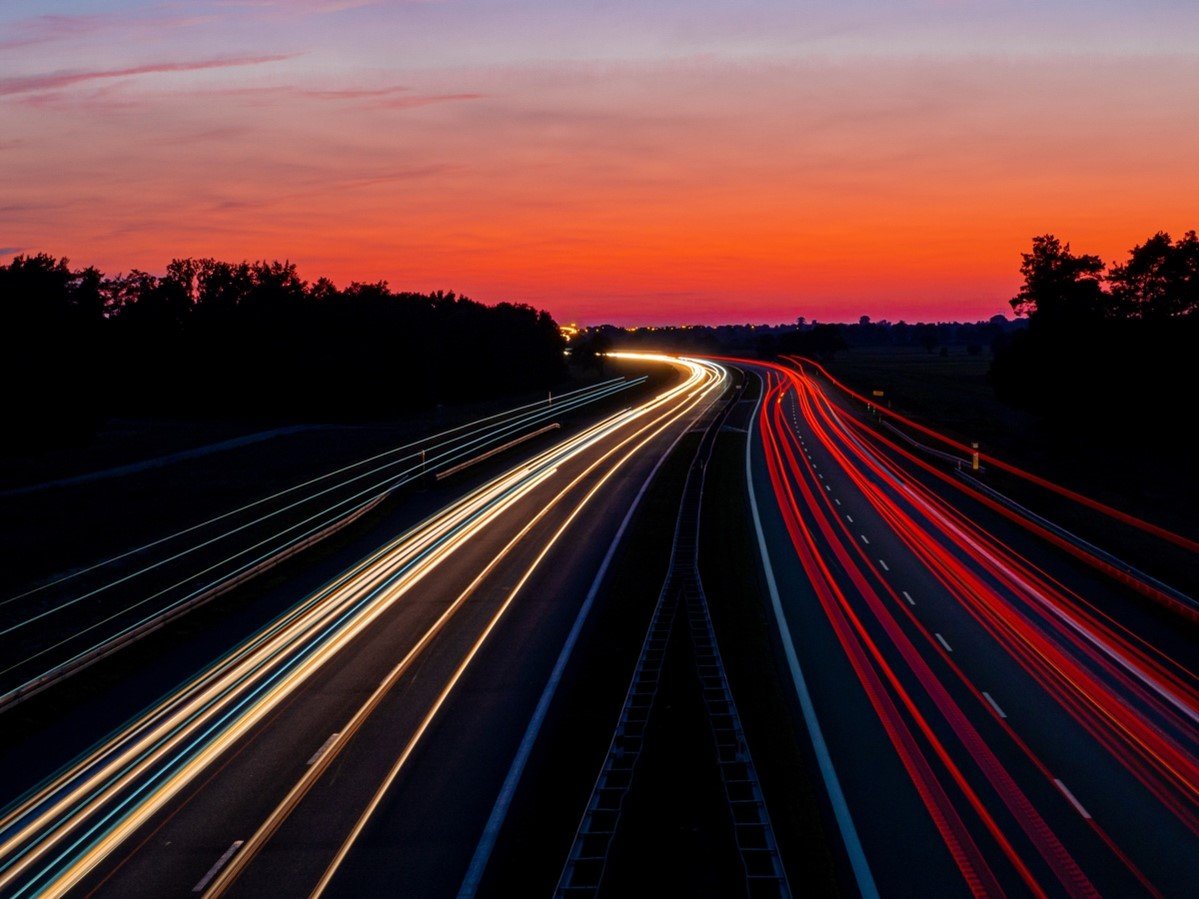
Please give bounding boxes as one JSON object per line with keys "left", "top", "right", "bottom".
{"left": 0, "top": 375, "right": 649, "bottom": 711}
{"left": 738, "top": 357, "right": 1198, "bottom": 897}
{"left": 0, "top": 354, "right": 728, "bottom": 898}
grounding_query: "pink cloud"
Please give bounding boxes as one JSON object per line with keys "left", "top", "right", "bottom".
{"left": 0, "top": 14, "right": 108, "bottom": 50}
{"left": 182, "top": 83, "right": 483, "bottom": 109}
{"left": 0, "top": 54, "right": 296, "bottom": 98}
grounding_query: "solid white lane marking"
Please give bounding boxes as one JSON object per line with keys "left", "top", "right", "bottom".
{"left": 459, "top": 386, "right": 706, "bottom": 899}
{"left": 982, "top": 692, "right": 1007, "bottom": 719}
{"left": 193, "top": 841, "right": 244, "bottom": 892}
{"left": 860, "top": 534, "right": 870, "bottom": 545}
{"left": 902, "top": 591, "right": 915, "bottom": 606}
{"left": 307, "top": 733, "right": 340, "bottom": 766}
{"left": 935, "top": 633, "right": 953, "bottom": 652}
{"left": 742, "top": 380, "right": 879, "bottom": 899}
{"left": 1054, "top": 779, "right": 1092, "bottom": 819}
{"left": 878, "top": 559, "right": 889, "bottom": 572}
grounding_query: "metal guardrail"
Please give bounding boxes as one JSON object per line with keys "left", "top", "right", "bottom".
{"left": 435, "top": 423, "right": 560, "bottom": 481}
{"left": 557, "top": 374, "right": 790, "bottom": 899}
{"left": 0, "top": 379, "right": 645, "bottom": 715}
{"left": 878, "top": 419, "right": 984, "bottom": 473}
{"left": 0, "top": 494, "right": 388, "bottom": 714}
{"left": 876, "top": 417, "right": 1196, "bottom": 621}
{"left": 956, "top": 470, "right": 1199, "bottom": 622}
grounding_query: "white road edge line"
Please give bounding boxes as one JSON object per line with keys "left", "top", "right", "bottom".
{"left": 1054, "top": 779, "right": 1092, "bottom": 819}
{"left": 935, "top": 633, "right": 953, "bottom": 653}
{"left": 456, "top": 383, "right": 706, "bottom": 899}
{"left": 982, "top": 692, "right": 1007, "bottom": 719}
{"left": 307, "top": 733, "right": 340, "bottom": 766}
{"left": 902, "top": 591, "right": 915, "bottom": 606}
{"left": 743, "top": 374, "right": 879, "bottom": 899}
{"left": 193, "top": 841, "right": 244, "bottom": 893}
{"left": 878, "top": 559, "right": 889, "bottom": 572}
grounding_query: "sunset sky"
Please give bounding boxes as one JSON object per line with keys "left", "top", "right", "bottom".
{"left": 2, "top": 1, "right": 1197, "bottom": 325}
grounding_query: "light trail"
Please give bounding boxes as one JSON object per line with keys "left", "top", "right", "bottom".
{"left": 785, "top": 355, "right": 1199, "bottom": 556}
{"left": 0, "top": 355, "right": 724, "bottom": 898}
{"left": 306, "top": 357, "right": 729, "bottom": 899}
{"left": 733, "top": 356, "right": 1197, "bottom": 896}
{"left": 0, "top": 375, "right": 646, "bottom": 704}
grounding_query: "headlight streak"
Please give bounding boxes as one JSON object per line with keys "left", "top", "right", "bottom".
{"left": 0, "top": 356, "right": 724, "bottom": 898}
{"left": 740, "top": 355, "right": 1197, "bottom": 896}
{"left": 0, "top": 376, "right": 644, "bottom": 671}
{"left": 305, "top": 356, "right": 728, "bottom": 899}
{"left": 2, "top": 377, "right": 636, "bottom": 610}
{"left": 0, "top": 469, "right": 558, "bottom": 897}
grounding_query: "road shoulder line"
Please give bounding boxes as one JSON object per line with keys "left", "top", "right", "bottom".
{"left": 455, "top": 387, "right": 707, "bottom": 899}
{"left": 743, "top": 372, "right": 879, "bottom": 899}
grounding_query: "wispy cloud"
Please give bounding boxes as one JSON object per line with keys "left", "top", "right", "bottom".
{"left": 0, "top": 14, "right": 108, "bottom": 50}
{"left": 0, "top": 54, "right": 296, "bottom": 98}
{"left": 198, "top": 83, "right": 482, "bottom": 109}
{"left": 213, "top": 0, "right": 385, "bottom": 13}
{"left": 0, "top": 9, "right": 221, "bottom": 51}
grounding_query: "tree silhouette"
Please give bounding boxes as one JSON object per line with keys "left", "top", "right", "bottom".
{"left": 992, "top": 231, "right": 1197, "bottom": 439}
{"left": 1108, "top": 231, "right": 1199, "bottom": 320}
{"left": 1010, "top": 235, "right": 1107, "bottom": 326}
{"left": 0, "top": 254, "right": 567, "bottom": 450}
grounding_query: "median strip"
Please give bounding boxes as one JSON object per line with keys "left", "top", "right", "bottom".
{"left": 193, "top": 841, "right": 243, "bottom": 893}
{"left": 435, "top": 424, "right": 560, "bottom": 481}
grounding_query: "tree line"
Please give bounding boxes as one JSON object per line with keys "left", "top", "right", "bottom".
{"left": 584, "top": 316, "right": 1021, "bottom": 359}
{"left": 1, "top": 254, "right": 565, "bottom": 448}
{"left": 991, "top": 231, "right": 1198, "bottom": 436}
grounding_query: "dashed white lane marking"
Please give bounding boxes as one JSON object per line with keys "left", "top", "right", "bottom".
{"left": 193, "top": 841, "right": 244, "bottom": 892}
{"left": 818, "top": 473, "right": 824, "bottom": 479}
{"left": 1054, "top": 779, "right": 1092, "bottom": 819}
{"left": 308, "top": 732, "right": 340, "bottom": 766}
{"left": 935, "top": 633, "right": 953, "bottom": 652}
{"left": 982, "top": 692, "right": 1007, "bottom": 719}
{"left": 902, "top": 591, "right": 915, "bottom": 606}
{"left": 825, "top": 484, "right": 832, "bottom": 491}
{"left": 846, "top": 515, "right": 854, "bottom": 523}
{"left": 878, "top": 559, "right": 890, "bottom": 572}
{"left": 834, "top": 498, "right": 842, "bottom": 506}
{"left": 860, "top": 534, "right": 870, "bottom": 545}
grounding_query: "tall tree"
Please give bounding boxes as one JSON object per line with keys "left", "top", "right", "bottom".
{"left": 1010, "top": 235, "right": 1107, "bottom": 327}
{"left": 1108, "top": 230, "right": 1199, "bottom": 320}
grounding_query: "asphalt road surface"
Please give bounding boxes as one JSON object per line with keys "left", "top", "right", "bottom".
{"left": 737, "top": 357, "right": 1198, "bottom": 898}
{"left": 0, "top": 355, "right": 727, "bottom": 898}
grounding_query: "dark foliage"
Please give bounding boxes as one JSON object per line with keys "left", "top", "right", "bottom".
{"left": 586, "top": 316, "right": 1022, "bottom": 360}
{"left": 775, "top": 323, "right": 849, "bottom": 359}
{"left": 1, "top": 255, "right": 565, "bottom": 448}
{"left": 992, "top": 232, "right": 1199, "bottom": 438}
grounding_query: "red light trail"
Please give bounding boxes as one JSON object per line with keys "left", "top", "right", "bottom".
{"left": 735, "top": 356, "right": 1198, "bottom": 895}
